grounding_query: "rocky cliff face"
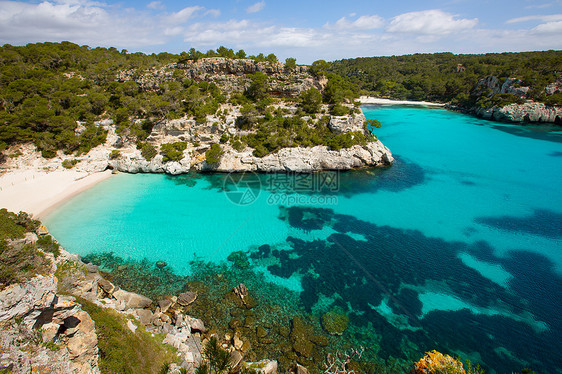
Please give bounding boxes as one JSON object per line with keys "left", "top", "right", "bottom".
{"left": 4, "top": 103, "right": 393, "bottom": 175}
{"left": 475, "top": 101, "right": 562, "bottom": 123}
{"left": 0, "top": 257, "right": 100, "bottom": 374}
{"left": 470, "top": 76, "right": 562, "bottom": 124}
{"left": 107, "top": 109, "right": 393, "bottom": 174}
{"left": 117, "top": 57, "right": 325, "bottom": 97}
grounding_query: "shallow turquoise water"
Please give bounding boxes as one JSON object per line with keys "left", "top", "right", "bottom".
{"left": 45, "top": 106, "right": 562, "bottom": 373}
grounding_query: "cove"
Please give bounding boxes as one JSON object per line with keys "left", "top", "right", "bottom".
{"left": 45, "top": 106, "right": 562, "bottom": 373}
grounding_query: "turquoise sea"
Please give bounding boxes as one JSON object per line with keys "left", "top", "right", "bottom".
{"left": 45, "top": 106, "right": 562, "bottom": 373}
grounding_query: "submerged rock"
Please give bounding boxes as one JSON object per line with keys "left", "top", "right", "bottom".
{"left": 227, "top": 283, "right": 258, "bottom": 309}
{"left": 321, "top": 309, "right": 349, "bottom": 336}
{"left": 290, "top": 317, "right": 315, "bottom": 358}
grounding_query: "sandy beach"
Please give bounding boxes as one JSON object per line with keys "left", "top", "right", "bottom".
{"left": 358, "top": 96, "right": 446, "bottom": 107}
{"left": 0, "top": 169, "right": 113, "bottom": 219}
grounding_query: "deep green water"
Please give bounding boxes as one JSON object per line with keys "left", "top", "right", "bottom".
{"left": 45, "top": 106, "right": 562, "bottom": 373}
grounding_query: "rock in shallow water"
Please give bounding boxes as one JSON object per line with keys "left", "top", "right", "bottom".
{"left": 177, "top": 291, "right": 197, "bottom": 306}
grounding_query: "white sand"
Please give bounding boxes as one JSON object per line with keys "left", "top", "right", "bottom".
{"left": 0, "top": 169, "right": 113, "bottom": 219}
{"left": 358, "top": 96, "right": 446, "bottom": 107}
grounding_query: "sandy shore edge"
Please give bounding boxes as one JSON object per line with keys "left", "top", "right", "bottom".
{"left": 0, "top": 169, "right": 113, "bottom": 219}
{"left": 358, "top": 96, "right": 446, "bottom": 107}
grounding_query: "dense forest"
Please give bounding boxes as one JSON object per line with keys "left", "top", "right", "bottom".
{"left": 326, "top": 51, "right": 562, "bottom": 107}
{"left": 0, "top": 42, "right": 362, "bottom": 160}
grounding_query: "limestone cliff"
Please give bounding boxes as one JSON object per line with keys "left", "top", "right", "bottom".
{"left": 117, "top": 57, "right": 326, "bottom": 96}
{"left": 469, "top": 76, "right": 562, "bottom": 124}
{"left": 475, "top": 101, "right": 562, "bottom": 123}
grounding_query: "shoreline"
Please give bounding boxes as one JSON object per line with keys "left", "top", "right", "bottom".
{"left": 358, "top": 96, "right": 446, "bottom": 107}
{"left": 0, "top": 169, "right": 113, "bottom": 219}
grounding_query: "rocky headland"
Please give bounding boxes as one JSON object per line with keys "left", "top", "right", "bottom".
{"left": 465, "top": 76, "right": 562, "bottom": 124}
{"left": 1, "top": 108, "right": 393, "bottom": 177}
{"left": 1, "top": 57, "right": 393, "bottom": 177}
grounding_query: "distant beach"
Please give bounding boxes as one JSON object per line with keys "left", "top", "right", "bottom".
{"left": 358, "top": 96, "right": 446, "bottom": 107}
{"left": 0, "top": 169, "right": 113, "bottom": 218}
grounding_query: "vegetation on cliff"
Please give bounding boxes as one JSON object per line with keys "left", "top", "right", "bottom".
{"left": 327, "top": 51, "right": 562, "bottom": 107}
{"left": 78, "top": 297, "right": 177, "bottom": 374}
{"left": 0, "top": 42, "right": 368, "bottom": 163}
{"left": 0, "top": 209, "right": 55, "bottom": 289}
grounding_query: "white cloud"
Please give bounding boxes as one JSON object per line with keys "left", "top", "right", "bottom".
{"left": 328, "top": 15, "right": 385, "bottom": 30}
{"left": 525, "top": 2, "right": 555, "bottom": 9}
{"left": 532, "top": 20, "right": 562, "bottom": 33}
{"left": 246, "top": 1, "right": 265, "bottom": 14}
{"left": 387, "top": 9, "right": 478, "bottom": 35}
{"left": 166, "top": 6, "right": 203, "bottom": 24}
{"left": 205, "top": 9, "right": 221, "bottom": 18}
{"left": 0, "top": 0, "right": 164, "bottom": 48}
{"left": 506, "top": 14, "right": 562, "bottom": 23}
{"left": 147, "top": 1, "right": 165, "bottom": 10}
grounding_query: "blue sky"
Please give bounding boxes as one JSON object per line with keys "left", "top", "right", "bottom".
{"left": 0, "top": 0, "right": 561, "bottom": 63}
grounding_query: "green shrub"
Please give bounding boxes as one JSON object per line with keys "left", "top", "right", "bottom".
{"left": 42, "top": 341, "right": 60, "bottom": 351}
{"left": 109, "top": 150, "right": 120, "bottom": 159}
{"left": 205, "top": 143, "right": 223, "bottom": 165}
{"left": 329, "top": 104, "right": 348, "bottom": 116}
{"left": 299, "top": 88, "right": 322, "bottom": 114}
{"left": 36, "top": 235, "right": 60, "bottom": 258}
{"left": 61, "top": 159, "right": 78, "bottom": 169}
{"left": 160, "top": 141, "right": 187, "bottom": 162}
{"left": 542, "top": 93, "right": 562, "bottom": 107}
{"left": 138, "top": 142, "right": 157, "bottom": 161}
{"left": 0, "top": 209, "right": 27, "bottom": 239}
{"left": 0, "top": 240, "right": 50, "bottom": 290}
{"left": 78, "top": 297, "right": 177, "bottom": 374}
{"left": 196, "top": 336, "right": 232, "bottom": 374}
{"left": 231, "top": 138, "right": 245, "bottom": 152}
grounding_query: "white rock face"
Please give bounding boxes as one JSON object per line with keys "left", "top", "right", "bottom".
{"left": 471, "top": 75, "right": 561, "bottom": 124}
{"left": 0, "top": 275, "right": 100, "bottom": 374}
{"left": 199, "top": 141, "right": 393, "bottom": 173}
{"left": 476, "top": 102, "right": 562, "bottom": 123}
{"left": 0, "top": 275, "right": 57, "bottom": 323}
{"left": 328, "top": 113, "right": 366, "bottom": 134}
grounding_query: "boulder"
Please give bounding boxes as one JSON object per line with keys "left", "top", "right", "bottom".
{"left": 112, "top": 289, "right": 152, "bottom": 309}
{"left": 136, "top": 309, "right": 154, "bottom": 326}
{"left": 185, "top": 317, "right": 206, "bottom": 333}
{"left": 177, "top": 291, "right": 197, "bottom": 306}
{"left": 228, "top": 283, "right": 257, "bottom": 309}
{"left": 158, "top": 298, "right": 174, "bottom": 313}
{"left": 97, "top": 278, "right": 117, "bottom": 295}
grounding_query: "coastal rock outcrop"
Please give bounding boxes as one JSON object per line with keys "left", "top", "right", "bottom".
{"left": 470, "top": 75, "right": 562, "bottom": 124}
{"left": 328, "top": 113, "right": 366, "bottom": 134}
{"left": 475, "top": 102, "right": 562, "bottom": 123}
{"left": 0, "top": 275, "right": 100, "bottom": 374}
{"left": 205, "top": 141, "right": 393, "bottom": 173}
